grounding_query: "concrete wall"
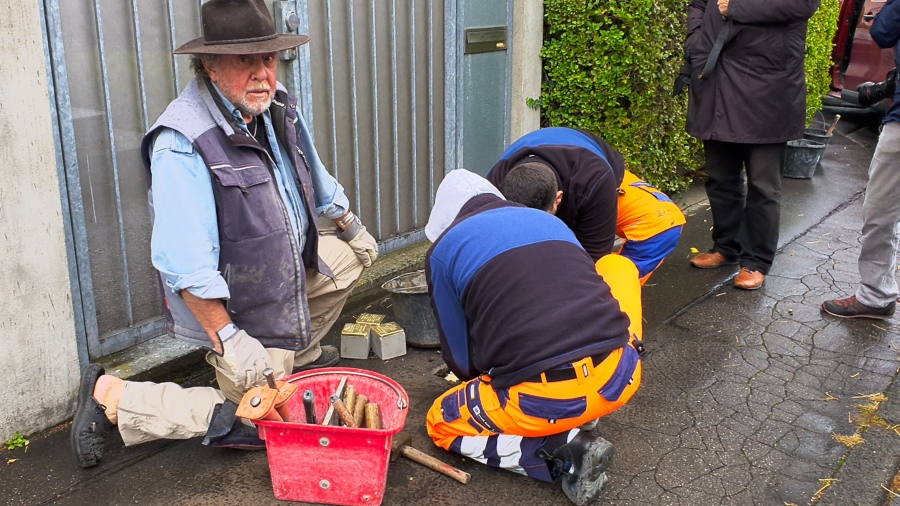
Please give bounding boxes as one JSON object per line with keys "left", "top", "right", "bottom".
{"left": 510, "top": 0, "right": 543, "bottom": 143}
{"left": 0, "top": 0, "right": 80, "bottom": 439}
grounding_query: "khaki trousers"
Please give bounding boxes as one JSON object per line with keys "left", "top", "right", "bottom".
{"left": 857, "top": 122, "right": 900, "bottom": 308}
{"left": 117, "top": 234, "right": 364, "bottom": 446}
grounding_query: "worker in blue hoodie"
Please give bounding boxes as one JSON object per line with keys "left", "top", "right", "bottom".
{"left": 424, "top": 169, "right": 644, "bottom": 505}
{"left": 487, "top": 127, "right": 684, "bottom": 284}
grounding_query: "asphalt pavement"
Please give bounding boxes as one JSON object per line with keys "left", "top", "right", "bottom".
{"left": 2, "top": 111, "right": 898, "bottom": 506}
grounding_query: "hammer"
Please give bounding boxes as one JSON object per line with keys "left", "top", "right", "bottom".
{"left": 390, "top": 433, "right": 471, "bottom": 484}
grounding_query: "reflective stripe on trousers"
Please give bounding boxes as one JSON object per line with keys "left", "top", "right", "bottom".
{"left": 426, "top": 255, "right": 643, "bottom": 481}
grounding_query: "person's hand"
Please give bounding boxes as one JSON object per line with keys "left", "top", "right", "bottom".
{"left": 221, "top": 330, "right": 270, "bottom": 389}
{"left": 718, "top": 0, "right": 729, "bottom": 16}
{"left": 338, "top": 216, "right": 379, "bottom": 267}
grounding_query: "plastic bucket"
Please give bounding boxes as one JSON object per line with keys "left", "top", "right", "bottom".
{"left": 803, "top": 128, "right": 832, "bottom": 147}
{"left": 782, "top": 139, "right": 826, "bottom": 179}
{"left": 381, "top": 270, "right": 440, "bottom": 348}
{"left": 256, "top": 367, "right": 409, "bottom": 506}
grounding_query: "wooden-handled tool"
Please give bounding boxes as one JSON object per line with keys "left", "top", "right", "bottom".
{"left": 330, "top": 395, "right": 357, "bottom": 427}
{"left": 390, "top": 433, "right": 471, "bottom": 484}
{"left": 321, "top": 376, "right": 348, "bottom": 425}
{"left": 826, "top": 114, "right": 841, "bottom": 136}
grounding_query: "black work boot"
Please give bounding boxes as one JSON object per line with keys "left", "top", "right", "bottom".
{"left": 544, "top": 430, "right": 615, "bottom": 506}
{"left": 292, "top": 344, "right": 340, "bottom": 373}
{"left": 202, "top": 400, "right": 266, "bottom": 450}
{"left": 70, "top": 364, "right": 116, "bottom": 468}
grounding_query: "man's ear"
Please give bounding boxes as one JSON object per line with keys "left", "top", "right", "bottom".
{"left": 550, "top": 190, "right": 564, "bottom": 215}
{"left": 203, "top": 59, "right": 218, "bottom": 83}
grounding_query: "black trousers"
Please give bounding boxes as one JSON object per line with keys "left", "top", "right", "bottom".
{"left": 703, "top": 140, "right": 786, "bottom": 274}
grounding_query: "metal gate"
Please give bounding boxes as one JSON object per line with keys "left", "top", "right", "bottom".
{"left": 41, "top": 0, "right": 454, "bottom": 360}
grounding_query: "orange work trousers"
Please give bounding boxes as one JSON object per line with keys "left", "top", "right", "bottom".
{"left": 426, "top": 255, "right": 643, "bottom": 481}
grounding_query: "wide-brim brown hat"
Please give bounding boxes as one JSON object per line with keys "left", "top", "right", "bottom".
{"left": 174, "top": 0, "right": 309, "bottom": 55}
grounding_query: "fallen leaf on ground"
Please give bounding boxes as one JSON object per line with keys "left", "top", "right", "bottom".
{"left": 690, "top": 247, "right": 699, "bottom": 254}
{"left": 833, "top": 433, "right": 864, "bottom": 448}
{"left": 6, "top": 459, "right": 17, "bottom": 465}
{"left": 811, "top": 478, "right": 839, "bottom": 503}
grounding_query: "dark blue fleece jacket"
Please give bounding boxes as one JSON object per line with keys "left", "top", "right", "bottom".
{"left": 425, "top": 194, "right": 631, "bottom": 389}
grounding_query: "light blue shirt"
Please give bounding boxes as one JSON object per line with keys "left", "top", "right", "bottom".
{"left": 149, "top": 82, "right": 349, "bottom": 300}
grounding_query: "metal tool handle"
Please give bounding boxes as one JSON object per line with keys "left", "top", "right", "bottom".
{"left": 303, "top": 390, "right": 317, "bottom": 424}
{"left": 264, "top": 368, "right": 277, "bottom": 390}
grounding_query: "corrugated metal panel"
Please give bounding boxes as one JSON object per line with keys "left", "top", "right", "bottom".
{"left": 307, "top": 0, "right": 445, "bottom": 244}
{"left": 47, "top": 0, "right": 447, "bottom": 358}
{"left": 51, "top": 0, "right": 200, "bottom": 357}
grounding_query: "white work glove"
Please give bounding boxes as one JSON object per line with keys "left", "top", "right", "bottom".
{"left": 338, "top": 216, "right": 379, "bottom": 267}
{"left": 221, "top": 329, "right": 270, "bottom": 390}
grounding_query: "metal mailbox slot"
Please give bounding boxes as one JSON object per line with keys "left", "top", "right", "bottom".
{"left": 465, "top": 26, "right": 508, "bottom": 54}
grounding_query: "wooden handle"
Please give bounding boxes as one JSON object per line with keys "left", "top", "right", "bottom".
{"left": 400, "top": 446, "right": 471, "bottom": 484}
{"left": 343, "top": 385, "right": 357, "bottom": 415}
{"left": 322, "top": 376, "right": 348, "bottom": 426}
{"left": 330, "top": 396, "right": 357, "bottom": 427}
{"left": 352, "top": 395, "right": 368, "bottom": 428}
{"left": 826, "top": 114, "right": 841, "bottom": 136}
{"left": 365, "top": 403, "right": 382, "bottom": 430}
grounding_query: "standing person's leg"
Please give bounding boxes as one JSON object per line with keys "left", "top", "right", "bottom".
{"left": 695, "top": 140, "right": 744, "bottom": 264}
{"left": 857, "top": 123, "right": 900, "bottom": 308}
{"left": 739, "top": 142, "right": 785, "bottom": 275}
{"left": 293, "top": 234, "right": 366, "bottom": 370}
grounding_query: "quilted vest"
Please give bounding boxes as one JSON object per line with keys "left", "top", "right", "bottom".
{"left": 140, "top": 78, "right": 328, "bottom": 351}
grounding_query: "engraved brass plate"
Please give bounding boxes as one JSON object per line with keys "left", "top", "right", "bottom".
{"left": 373, "top": 322, "right": 404, "bottom": 338}
{"left": 356, "top": 313, "right": 387, "bottom": 325}
{"left": 341, "top": 323, "right": 370, "bottom": 337}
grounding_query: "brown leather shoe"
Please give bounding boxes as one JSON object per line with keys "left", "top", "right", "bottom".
{"left": 734, "top": 268, "right": 764, "bottom": 290}
{"left": 690, "top": 252, "right": 737, "bottom": 269}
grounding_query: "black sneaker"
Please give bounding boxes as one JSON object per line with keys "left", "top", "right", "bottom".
{"left": 551, "top": 431, "right": 615, "bottom": 506}
{"left": 70, "top": 364, "right": 116, "bottom": 468}
{"left": 202, "top": 400, "right": 266, "bottom": 450}
{"left": 292, "top": 345, "right": 340, "bottom": 373}
{"left": 822, "top": 296, "right": 896, "bottom": 320}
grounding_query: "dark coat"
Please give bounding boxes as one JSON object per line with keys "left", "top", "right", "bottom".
{"left": 871, "top": 0, "right": 900, "bottom": 124}
{"left": 685, "top": 0, "right": 821, "bottom": 144}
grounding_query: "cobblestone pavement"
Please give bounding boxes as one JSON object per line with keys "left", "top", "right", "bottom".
{"left": 597, "top": 198, "right": 900, "bottom": 505}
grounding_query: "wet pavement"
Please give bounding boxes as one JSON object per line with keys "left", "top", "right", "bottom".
{"left": 2, "top": 112, "right": 899, "bottom": 505}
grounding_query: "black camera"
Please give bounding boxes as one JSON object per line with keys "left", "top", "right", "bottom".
{"left": 842, "top": 68, "right": 897, "bottom": 107}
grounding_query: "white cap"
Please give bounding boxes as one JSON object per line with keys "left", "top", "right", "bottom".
{"left": 425, "top": 169, "right": 505, "bottom": 242}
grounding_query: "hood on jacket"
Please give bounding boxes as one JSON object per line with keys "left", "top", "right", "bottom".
{"left": 425, "top": 169, "right": 505, "bottom": 241}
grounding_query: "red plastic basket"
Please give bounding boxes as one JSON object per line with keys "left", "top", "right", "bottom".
{"left": 255, "top": 367, "right": 409, "bottom": 505}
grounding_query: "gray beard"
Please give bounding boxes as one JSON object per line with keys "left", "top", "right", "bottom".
{"left": 234, "top": 95, "right": 273, "bottom": 118}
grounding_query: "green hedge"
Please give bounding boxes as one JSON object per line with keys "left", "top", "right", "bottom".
{"left": 536, "top": 0, "right": 698, "bottom": 194}
{"left": 536, "top": 0, "right": 839, "bottom": 194}
{"left": 806, "top": 0, "right": 840, "bottom": 124}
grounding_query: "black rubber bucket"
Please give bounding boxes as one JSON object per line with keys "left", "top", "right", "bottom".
{"left": 803, "top": 128, "right": 832, "bottom": 147}
{"left": 782, "top": 139, "right": 826, "bottom": 179}
{"left": 382, "top": 270, "right": 440, "bottom": 348}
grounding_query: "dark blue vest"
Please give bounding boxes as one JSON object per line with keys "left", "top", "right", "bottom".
{"left": 141, "top": 78, "right": 328, "bottom": 351}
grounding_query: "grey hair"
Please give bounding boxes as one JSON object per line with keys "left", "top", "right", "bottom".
{"left": 189, "top": 54, "right": 220, "bottom": 79}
